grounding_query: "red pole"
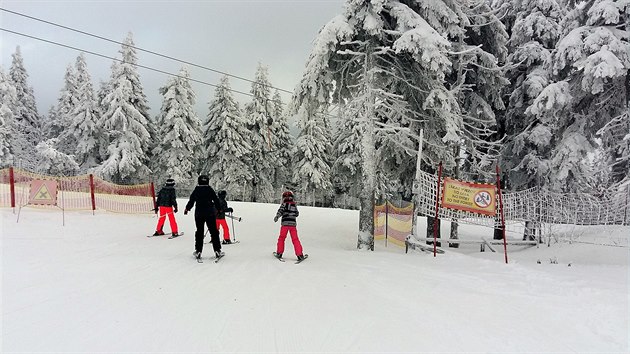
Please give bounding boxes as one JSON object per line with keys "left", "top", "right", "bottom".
{"left": 496, "top": 165, "right": 508, "bottom": 264}
{"left": 150, "top": 182, "right": 156, "bottom": 211}
{"left": 89, "top": 174, "right": 96, "bottom": 211}
{"left": 433, "top": 162, "right": 443, "bottom": 257}
{"left": 9, "top": 167, "right": 15, "bottom": 208}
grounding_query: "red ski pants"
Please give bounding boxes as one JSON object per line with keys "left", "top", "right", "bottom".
{"left": 216, "top": 218, "right": 230, "bottom": 240}
{"left": 276, "top": 225, "right": 303, "bottom": 256}
{"left": 156, "top": 206, "right": 178, "bottom": 233}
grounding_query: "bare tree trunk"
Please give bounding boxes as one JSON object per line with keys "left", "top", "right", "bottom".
{"left": 450, "top": 145, "right": 460, "bottom": 248}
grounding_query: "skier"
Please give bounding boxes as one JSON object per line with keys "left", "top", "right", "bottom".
{"left": 183, "top": 175, "right": 224, "bottom": 260}
{"left": 273, "top": 190, "right": 306, "bottom": 261}
{"left": 152, "top": 178, "right": 179, "bottom": 237}
{"left": 216, "top": 190, "right": 235, "bottom": 244}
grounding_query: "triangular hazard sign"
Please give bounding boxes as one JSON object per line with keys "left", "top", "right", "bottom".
{"left": 33, "top": 183, "right": 53, "bottom": 202}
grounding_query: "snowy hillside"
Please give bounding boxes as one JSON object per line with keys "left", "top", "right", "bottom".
{"left": 2, "top": 201, "right": 628, "bottom": 353}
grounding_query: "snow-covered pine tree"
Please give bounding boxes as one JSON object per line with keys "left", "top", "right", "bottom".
{"left": 496, "top": 0, "right": 563, "bottom": 189}
{"left": 244, "top": 63, "right": 276, "bottom": 202}
{"left": 0, "top": 67, "right": 17, "bottom": 167}
{"left": 292, "top": 103, "right": 333, "bottom": 204}
{"left": 97, "top": 34, "right": 151, "bottom": 183}
{"left": 293, "top": 1, "right": 460, "bottom": 249}
{"left": 527, "top": 0, "right": 630, "bottom": 192}
{"left": 9, "top": 46, "right": 42, "bottom": 168}
{"left": 60, "top": 54, "right": 101, "bottom": 170}
{"left": 269, "top": 90, "right": 293, "bottom": 192}
{"left": 203, "top": 75, "right": 253, "bottom": 198}
{"left": 35, "top": 139, "right": 80, "bottom": 176}
{"left": 49, "top": 64, "right": 78, "bottom": 149}
{"left": 152, "top": 67, "right": 203, "bottom": 186}
{"left": 9, "top": 46, "right": 42, "bottom": 147}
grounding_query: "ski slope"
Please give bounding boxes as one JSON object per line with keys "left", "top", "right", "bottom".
{"left": 1, "top": 201, "right": 628, "bottom": 353}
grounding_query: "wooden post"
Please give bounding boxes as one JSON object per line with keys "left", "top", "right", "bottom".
{"left": 433, "top": 162, "right": 443, "bottom": 257}
{"left": 150, "top": 182, "right": 157, "bottom": 211}
{"left": 89, "top": 174, "right": 96, "bottom": 212}
{"left": 496, "top": 165, "right": 508, "bottom": 264}
{"left": 9, "top": 166, "right": 15, "bottom": 209}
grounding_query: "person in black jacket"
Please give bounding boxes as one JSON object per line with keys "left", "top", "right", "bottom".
{"left": 153, "top": 178, "right": 179, "bottom": 236}
{"left": 216, "top": 190, "right": 234, "bottom": 244}
{"left": 184, "top": 175, "right": 223, "bottom": 260}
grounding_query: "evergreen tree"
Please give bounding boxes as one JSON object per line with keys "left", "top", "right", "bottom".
{"left": 269, "top": 90, "right": 293, "bottom": 191}
{"left": 527, "top": 0, "right": 630, "bottom": 192}
{"left": 293, "top": 1, "right": 461, "bottom": 249}
{"left": 153, "top": 67, "right": 203, "bottom": 185}
{"left": 62, "top": 54, "right": 101, "bottom": 170}
{"left": 9, "top": 46, "right": 42, "bottom": 168}
{"left": 97, "top": 33, "right": 152, "bottom": 183}
{"left": 292, "top": 104, "right": 333, "bottom": 200}
{"left": 0, "top": 67, "right": 17, "bottom": 167}
{"left": 9, "top": 46, "right": 41, "bottom": 145}
{"left": 244, "top": 63, "right": 276, "bottom": 202}
{"left": 496, "top": 0, "right": 564, "bottom": 189}
{"left": 203, "top": 75, "right": 253, "bottom": 198}
{"left": 49, "top": 64, "right": 78, "bottom": 146}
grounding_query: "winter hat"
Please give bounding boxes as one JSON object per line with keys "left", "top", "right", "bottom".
{"left": 282, "top": 190, "right": 294, "bottom": 202}
{"left": 165, "top": 178, "right": 175, "bottom": 187}
{"left": 218, "top": 190, "right": 227, "bottom": 198}
{"left": 198, "top": 175, "right": 210, "bottom": 185}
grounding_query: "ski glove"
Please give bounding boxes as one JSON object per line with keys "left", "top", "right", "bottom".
{"left": 274, "top": 216, "right": 279, "bottom": 222}
{"left": 153, "top": 208, "right": 158, "bottom": 214}
{"left": 184, "top": 209, "right": 189, "bottom": 215}
{"left": 227, "top": 207, "right": 234, "bottom": 213}
{"left": 174, "top": 206, "right": 178, "bottom": 213}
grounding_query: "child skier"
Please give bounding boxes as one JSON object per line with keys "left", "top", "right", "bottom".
{"left": 216, "top": 190, "right": 234, "bottom": 244}
{"left": 184, "top": 175, "right": 224, "bottom": 260}
{"left": 273, "top": 191, "right": 306, "bottom": 261}
{"left": 152, "top": 178, "right": 179, "bottom": 236}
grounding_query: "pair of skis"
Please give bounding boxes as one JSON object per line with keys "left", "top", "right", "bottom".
{"left": 274, "top": 252, "right": 309, "bottom": 264}
{"left": 147, "top": 232, "right": 185, "bottom": 239}
{"left": 195, "top": 252, "right": 224, "bottom": 264}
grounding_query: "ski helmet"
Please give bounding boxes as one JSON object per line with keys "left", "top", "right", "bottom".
{"left": 165, "top": 178, "right": 175, "bottom": 187}
{"left": 198, "top": 175, "right": 209, "bottom": 185}
{"left": 282, "top": 190, "right": 294, "bottom": 201}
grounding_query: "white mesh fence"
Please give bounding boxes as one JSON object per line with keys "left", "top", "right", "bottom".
{"left": 415, "top": 170, "right": 630, "bottom": 239}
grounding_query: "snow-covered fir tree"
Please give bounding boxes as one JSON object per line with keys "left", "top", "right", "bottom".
{"left": 527, "top": 0, "right": 630, "bottom": 192}
{"left": 292, "top": 104, "right": 333, "bottom": 202}
{"left": 35, "top": 139, "right": 80, "bottom": 176}
{"left": 8, "top": 46, "right": 42, "bottom": 168}
{"left": 293, "top": 0, "right": 468, "bottom": 249}
{"left": 97, "top": 33, "right": 152, "bottom": 183}
{"left": 495, "top": 0, "right": 564, "bottom": 189}
{"left": 269, "top": 90, "right": 293, "bottom": 191}
{"left": 244, "top": 63, "right": 276, "bottom": 202}
{"left": 203, "top": 75, "right": 253, "bottom": 198}
{"left": 59, "top": 54, "right": 101, "bottom": 170}
{"left": 48, "top": 64, "right": 78, "bottom": 144}
{"left": 152, "top": 67, "right": 203, "bottom": 186}
{"left": 0, "top": 67, "right": 17, "bottom": 167}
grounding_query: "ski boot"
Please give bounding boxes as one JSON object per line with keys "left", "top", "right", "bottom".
{"left": 273, "top": 252, "right": 283, "bottom": 259}
{"left": 153, "top": 230, "right": 165, "bottom": 236}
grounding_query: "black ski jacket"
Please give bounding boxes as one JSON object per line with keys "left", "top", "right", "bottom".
{"left": 185, "top": 185, "right": 221, "bottom": 216}
{"left": 156, "top": 186, "right": 177, "bottom": 208}
{"left": 216, "top": 197, "right": 234, "bottom": 219}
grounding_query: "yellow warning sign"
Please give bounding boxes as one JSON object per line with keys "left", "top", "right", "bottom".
{"left": 29, "top": 180, "right": 58, "bottom": 205}
{"left": 441, "top": 177, "right": 496, "bottom": 216}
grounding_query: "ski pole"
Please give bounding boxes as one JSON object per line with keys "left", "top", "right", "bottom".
{"left": 230, "top": 211, "right": 236, "bottom": 241}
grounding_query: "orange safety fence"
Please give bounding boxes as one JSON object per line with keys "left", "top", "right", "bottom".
{"left": 374, "top": 200, "right": 414, "bottom": 247}
{"left": 0, "top": 167, "right": 155, "bottom": 214}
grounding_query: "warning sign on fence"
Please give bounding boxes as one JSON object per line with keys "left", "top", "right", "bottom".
{"left": 29, "top": 180, "right": 58, "bottom": 205}
{"left": 441, "top": 177, "right": 496, "bottom": 216}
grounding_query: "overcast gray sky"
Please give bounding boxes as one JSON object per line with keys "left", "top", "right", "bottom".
{"left": 0, "top": 0, "right": 344, "bottom": 122}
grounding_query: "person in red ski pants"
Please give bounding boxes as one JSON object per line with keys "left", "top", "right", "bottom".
{"left": 216, "top": 190, "right": 234, "bottom": 244}
{"left": 273, "top": 191, "right": 306, "bottom": 261}
{"left": 153, "top": 178, "right": 179, "bottom": 236}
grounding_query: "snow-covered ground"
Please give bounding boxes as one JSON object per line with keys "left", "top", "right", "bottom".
{"left": 1, "top": 201, "right": 628, "bottom": 353}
